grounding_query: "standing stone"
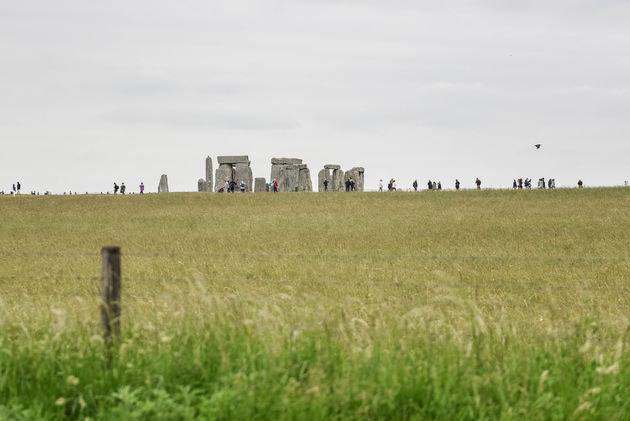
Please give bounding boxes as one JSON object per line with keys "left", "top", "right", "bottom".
{"left": 215, "top": 163, "right": 233, "bottom": 191}
{"left": 254, "top": 177, "right": 268, "bottom": 192}
{"left": 205, "top": 156, "right": 213, "bottom": 192}
{"left": 198, "top": 178, "right": 206, "bottom": 192}
{"left": 318, "top": 168, "right": 332, "bottom": 192}
{"left": 298, "top": 166, "right": 312, "bottom": 192}
{"left": 344, "top": 168, "right": 364, "bottom": 191}
{"left": 332, "top": 169, "right": 344, "bottom": 192}
{"left": 234, "top": 163, "right": 253, "bottom": 192}
{"left": 158, "top": 174, "right": 169, "bottom": 193}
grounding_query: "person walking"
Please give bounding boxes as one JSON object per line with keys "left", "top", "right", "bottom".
{"left": 12, "top": 184, "right": 16, "bottom": 194}
{"left": 240, "top": 180, "right": 246, "bottom": 192}
{"left": 16, "top": 182, "right": 21, "bottom": 194}
{"left": 437, "top": 181, "right": 442, "bottom": 190}
{"left": 391, "top": 180, "right": 397, "bottom": 192}
{"left": 412, "top": 180, "right": 418, "bottom": 191}
{"left": 475, "top": 178, "right": 481, "bottom": 190}
{"left": 324, "top": 179, "right": 329, "bottom": 191}
{"left": 273, "top": 179, "right": 278, "bottom": 193}
{"left": 427, "top": 180, "right": 432, "bottom": 190}
{"left": 120, "top": 183, "right": 126, "bottom": 194}
{"left": 513, "top": 179, "right": 517, "bottom": 189}
{"left": 113, "top": 183, "right": 119, "bottom": 194}
{"left": 139, "top": 182, "right": 144, "bottom": 194}
{"left": 455, "top": 179, "right": 460, "bottom": 190}
{"left": 378, "top": 179, "right": 383, "bottom": 192}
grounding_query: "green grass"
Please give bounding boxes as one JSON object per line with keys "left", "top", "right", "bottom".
{"left": 1, "top": 188, "right": 629, "bottom": 420}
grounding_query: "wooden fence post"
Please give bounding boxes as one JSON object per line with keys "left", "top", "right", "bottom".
{"left": 101, "top": 246, "right": 121, "bottom": 344}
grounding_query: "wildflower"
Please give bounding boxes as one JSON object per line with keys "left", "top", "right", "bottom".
{"left": 55, "top": 397, "right": 66, "bottom": 406}
{"left": 79, "top": 397, "right": 87, "bottom": 408}
{"left": 66, "top": 375, "right": 80, "bottom": 385}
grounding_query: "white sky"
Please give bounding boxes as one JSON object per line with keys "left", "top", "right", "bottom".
{"left": 1, "top": 0, "right": 629, "bottom": 193}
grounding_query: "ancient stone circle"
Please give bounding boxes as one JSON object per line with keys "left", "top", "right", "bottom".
{"left": 163, "top": 156, "right": 365, "bottom": 193}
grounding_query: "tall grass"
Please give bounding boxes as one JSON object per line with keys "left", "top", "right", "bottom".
{"left": 0, "top": 188, "right": 629, "bottom": 419}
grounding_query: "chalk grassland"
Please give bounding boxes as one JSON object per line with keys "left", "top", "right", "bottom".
{"left": 0, "top": 188, "right": 629, "bottom": 420}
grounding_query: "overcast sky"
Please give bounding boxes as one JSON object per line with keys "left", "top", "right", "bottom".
{"left": 1, "top": 0, "right": 629, "bottom": 193}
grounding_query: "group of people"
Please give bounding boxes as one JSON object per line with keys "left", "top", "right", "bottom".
{"left": 378, "top": 179, "right": 397, "bottom": 192}
{"left": 320, "top": 178, "right": 357, "bottom": 191}
{"left": 112, "top": 182, "right": 144, "bottom": 194}
{"left": 219, "top": 180, "right": 247, "bottom": 193}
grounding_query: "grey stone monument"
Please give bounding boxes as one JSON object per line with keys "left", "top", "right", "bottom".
{"left": 158, "top": 174, "right": 169, "bottom": 193}
{"left": 344, "top": 167, "right": 365, "bottom": 191}
{"left": 205, "top": 156, "right": 213, "bottom": 191}
{"left": 270, "top": 158, "right": 312, "bottom": 192}
{"left": 332, "top": 169, "right": 345, "bottom": 192}
{"left": 214, "top": 155, "right": 253, "bottom": 192}
{"left": 318, "top": 169, "right": 331, "bottom": 192}
{"left": 254, "top": 177, "right": 268, "bottom": 192}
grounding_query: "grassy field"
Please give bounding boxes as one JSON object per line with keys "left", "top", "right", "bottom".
{"left": 1, "top": 188, "right": 629, "bottom": 420}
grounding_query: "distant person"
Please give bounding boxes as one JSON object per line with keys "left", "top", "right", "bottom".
{"left": 240, "top": 180, "right": 246, "bottom": 192}
{"left": 324, "top": 179, "right": 329, "bottom": 191}
{"left": 437, "top": 181, "right": 442, "bottom": 190}
{"left": 513, "top": 179, "right": 517, "bottom": 189}
{"left": 475, "top": 178, "right": 481, "bottom": 190}
{"left": 273, "top": 179, "right": 278, "bottom": 193}
{"left": 223, "top": 180, "right": 229, "bottom": 192}
{"left": 229, "top": 181, "right": 236, "bottom": 193}
{"left": 391, "top": 180, "right": 397, "bottom": 191}
{"left": 412, "top": 180, "right": 418, "bottom": 191}
{"left": 432, "top": 181, "right": 437, "bottom": 190}
{"left": 16, "top": 182, "right": 21, "bottom": 194}
{"left": 455, "top": 179, "right": 460, "bottom": 190}
{"left": 113, "top": 183, "right": 119, "bottom": 194}
{"left": 378, "top": 179, "right": 383, "bottom": 192}
{"left": 518, "top": 178, "right": 523, "bottom": 189}
{"left": 139, "top": 182, "right": 144, "bottom": 194}
{"left": 350, "top": 178, "right": 355, "bottom": 191}
{"left": 578, "top": 180, "right": 583, "bottom": 188}
{"left": 120, "top": 183, "right": 126, "bottom": 194}
{"left": 12, "top": 184, "right": 16, "bottom": 194}
{"left": 427, "top": 180, "right": 432, "bottom": 190}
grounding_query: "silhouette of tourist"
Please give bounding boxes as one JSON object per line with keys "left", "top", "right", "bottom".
{"left": 120, "top": 183, "right": 126, "bottom": 194}
{"left": 427, "top": 180, "right": 432, "bottom": 190}
{"left": 437, "top": 181, "right": 442, "bottom": 190}
{"left": 578, "top": 180, "right": 583, "bottom": 188}
{"left": 16, "top": 182, "right": 21, "bottom": 194}
{"left": 455, "top": 179, "right": 460, "bottom": 190}
{"left": 513, "top": 179, "right": 517, "bottom": 189}
{"left": 323, "top": 179, "right": 329, "bottom": 191}
{"left": 475, "top": 178, "right": 481, "bottom": 190}
{"left": 273, "top": 179, "right": 278, "bottom": 193}
{"left": 139, "top": 182, "right": 144, "bottom": 194}
{"left": 113, "top": 183, "right": 119, "bottom": 194}
{"left": 412, "top": 180, "right": 418, "bottom": 191}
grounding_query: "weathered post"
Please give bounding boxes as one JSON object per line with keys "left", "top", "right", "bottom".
{"left": 101, "top": 246, "right": 121, "bottom": 344}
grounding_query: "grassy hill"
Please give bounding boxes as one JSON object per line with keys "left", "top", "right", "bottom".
{"left": 1, "top": 188, "right": 629, "bottom": 420}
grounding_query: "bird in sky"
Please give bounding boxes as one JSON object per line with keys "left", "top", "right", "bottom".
{"left": 534, "top": 144, "right": 541, "bottom": 149}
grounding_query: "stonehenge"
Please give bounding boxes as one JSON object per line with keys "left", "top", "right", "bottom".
{"left": 270, "top": 158, "right": 312, "bottom": 192}
{"left": 197, "top": 156, "right": 213, "bottom": 192}
{"left": 158, "top": 174, "right": 169, "bottom": 193}
{"left": 215, "top": 155, "right": 253, "bottom": 192}
{"left": 194, "top": 155, "right": 361, "bottom": 193}
{"left": 318, "top": 165, "right": 364, "bottom": 191}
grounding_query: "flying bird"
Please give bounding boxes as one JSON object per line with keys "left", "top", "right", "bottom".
{"left": 534, "top": 144, "right": 541, "bottom": 149}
